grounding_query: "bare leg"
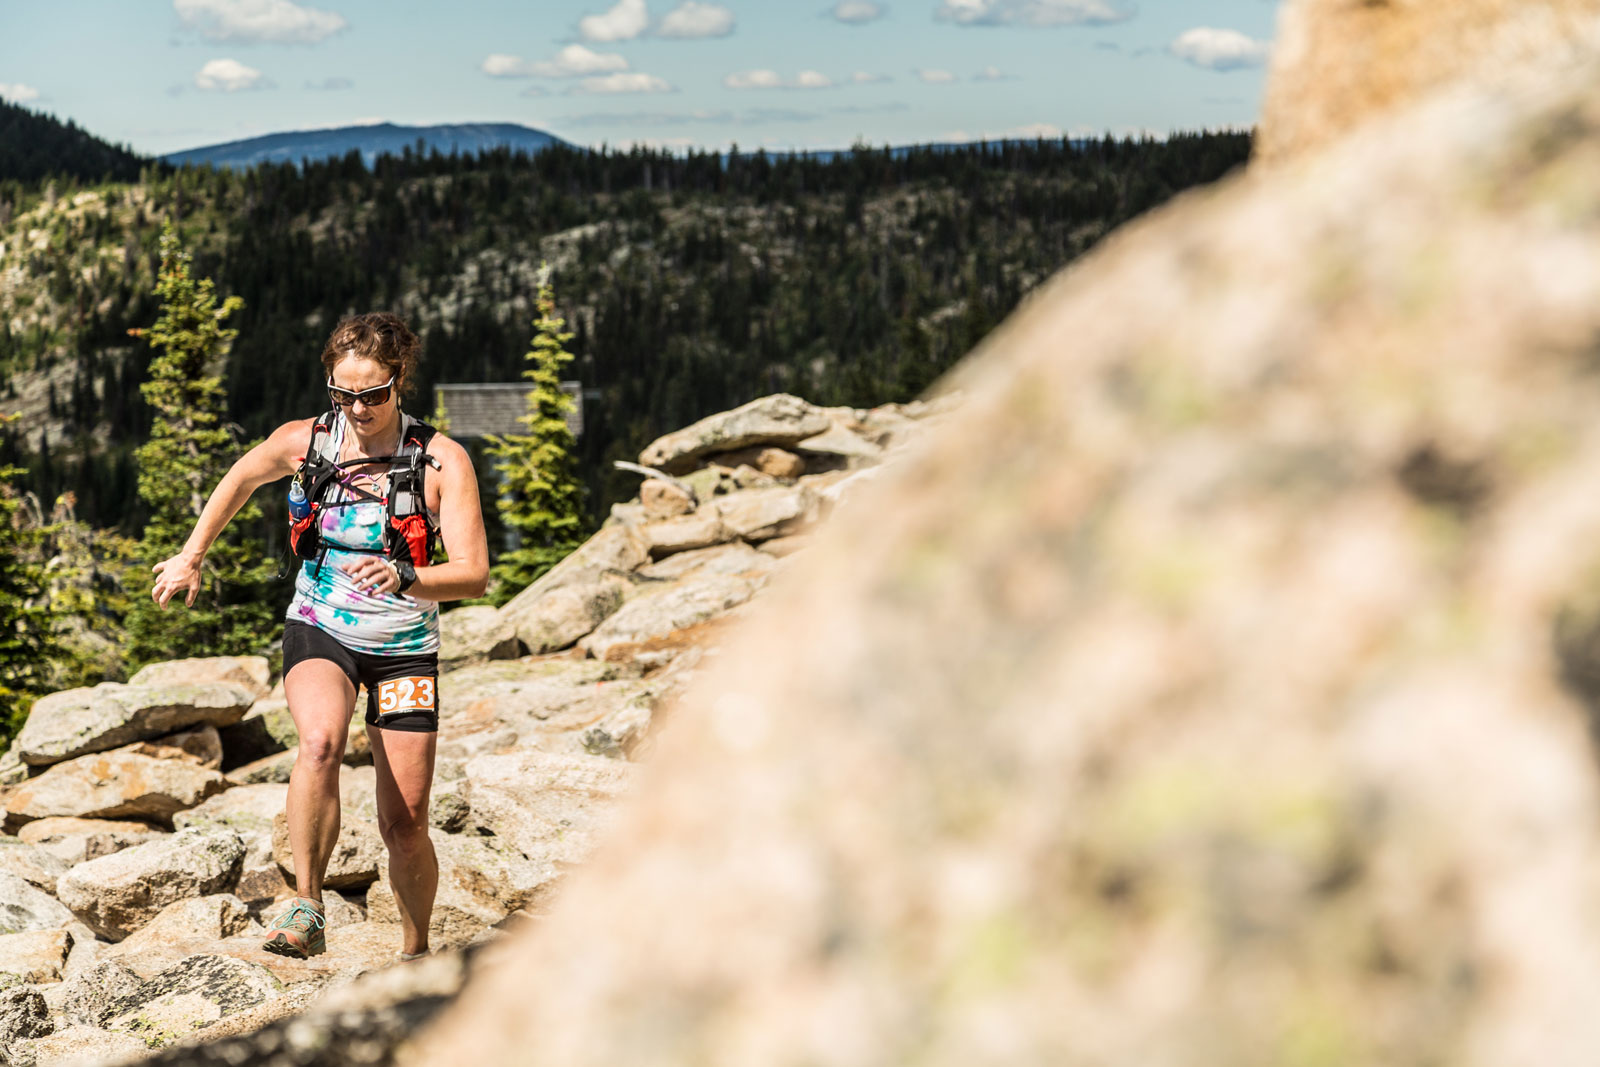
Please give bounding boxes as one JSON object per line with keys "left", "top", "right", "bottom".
{"left": 368, "top": 723, "right": 437, "bottom": 956}
{"left": 283, "top": 659, "right": 357, "bottom": 903}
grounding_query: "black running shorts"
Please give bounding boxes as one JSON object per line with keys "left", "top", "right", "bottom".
{"left": 282, "top": 621, "right": 440, "bottom": 733}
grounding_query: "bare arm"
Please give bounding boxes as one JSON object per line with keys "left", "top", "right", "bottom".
{"left": 339, "top": 434, "right": 490, "bottom": 603}
{"left": 151, "top": 418, "right": 313, "bottom": 609}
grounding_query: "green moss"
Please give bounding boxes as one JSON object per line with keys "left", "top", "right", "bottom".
{"left": 126, "top": 1014, "right": 184, "bottom": 1048}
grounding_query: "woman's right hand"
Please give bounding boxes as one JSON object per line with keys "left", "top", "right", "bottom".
{"left": 151, "top": 552, "right": 204, "bottom": 609}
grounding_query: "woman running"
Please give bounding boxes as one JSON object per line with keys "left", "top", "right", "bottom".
{"left": 150, "top": 312, "right": 489, "bottom": 961}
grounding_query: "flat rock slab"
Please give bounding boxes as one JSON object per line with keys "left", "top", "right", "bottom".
{"left": 0, "top": 838, "right": 68, "bottom": 895}
{"left": 4, "top": 747, "right": 231, "bottom": 826}
{"left": 96, "top": 922, "right": 406, "bottom": 989}
{"left": 711, "top": 485, "right": 819, "bottom": 542}
{"left": 796, "top": 422, "right": 885, "bottom": 460}
{"left": 443, "top": 659, "right": 650, "bottom": 737}
{"left": 640, "top": 511, "right": 731, "bottom": 558}
{"left": 0, "top": 872, "right": 74, "bottom": 936}
{"left": 271, "top": 809, "right": 382, "bottom": 890}
{"left": 439, "top": 606, "right": 522, "bottom": 671}
{"left": 98, "top": 953, "right": 285, "bottom": 1049}
{"left": 461, "top": 750, "right": 634, "bottom": 869}
{"left": 578, "top": 573, "right": 757, "bottom": 662}
{"left": 127, "top": 656, "right": 271, "bottom": 697}
{"left": 15, "top": 817, "right": 168, "bottom": 866}
{"left": 17, "top": 681, "right": 258, "bottom": 766}
{"left": 504, "top": 577, "right": 630, "bottom": 656}
{"left": 172, "top": 783, "right": 287, "bottom": 839}
{"left": 639, "top": 393, "right": 834, "bottom": 473}
{"left": 636, "top": 541, "right": 774, "bottom": 582}
{"left": 56, "top": 829, "right": 246, "bottom": 941}
{"left": 13, "top": 1022, "right": 152, "bottom": 1066}
{"left": 111, "top": 895, "right": 258, "bottom": 956}
{"left": 0, "top": 928, "right": 72, "bottom": 985}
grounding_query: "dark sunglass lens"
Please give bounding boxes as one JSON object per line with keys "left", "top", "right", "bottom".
{"left": 326, "top": 378, "right": 392, "bottom": 406}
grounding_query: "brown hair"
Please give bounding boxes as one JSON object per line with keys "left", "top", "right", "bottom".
{"left": 320, "top": 312, "right": 422, "bottom": 399}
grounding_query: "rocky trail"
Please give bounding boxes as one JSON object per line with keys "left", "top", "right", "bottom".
{"left": 0, "top": 393, "right": 948, "bottom": 1066}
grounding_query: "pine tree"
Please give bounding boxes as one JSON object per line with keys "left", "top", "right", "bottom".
{"left": 0, "top": 420, "right": 57, "bottom": 746}
{"left": 484, "top": 269, "right": 587, "bottom": 605}
{"left": 123, "top": 225, "right": 280, "bottom": 669}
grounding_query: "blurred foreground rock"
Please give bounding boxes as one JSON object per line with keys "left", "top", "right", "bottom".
{"left": 398, "top": 23, "right": 1600, "bottom": 1067}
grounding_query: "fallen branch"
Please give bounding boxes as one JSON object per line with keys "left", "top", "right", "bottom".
{"left": 612, "top": 461, "right": 696, "bottom": 499}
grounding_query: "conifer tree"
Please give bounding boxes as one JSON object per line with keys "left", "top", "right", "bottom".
{"left": 0, "top": 424, "right": 56, "bottom": 746}
{"left": 484, "top": 269, "right": 587, "bottom": 605}
{"left": 123, "top": 225, "right": 279, "bottom": 669}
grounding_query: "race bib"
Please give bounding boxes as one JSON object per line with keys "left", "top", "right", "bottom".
{"left": 376, "top": 676, "right": 436, "bottom": 715}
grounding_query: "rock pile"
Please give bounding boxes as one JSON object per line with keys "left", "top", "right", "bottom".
{"left": 0, "top": 393, "right": 942, "bottom": 1064}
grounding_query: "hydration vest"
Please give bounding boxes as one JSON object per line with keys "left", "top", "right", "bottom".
{"left": 287, "top": 412, "right": 441, "bottom": 577}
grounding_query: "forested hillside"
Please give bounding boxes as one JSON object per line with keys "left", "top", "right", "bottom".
{"left": 0, "top": 130, "right": 1251, "bottom": 536}
{"left": 0, "top": 100, "right": 148, "bottom": 185}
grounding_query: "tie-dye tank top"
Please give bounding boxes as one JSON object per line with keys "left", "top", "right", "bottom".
{"left": 285, "top": 412, "right": 441, "bottom": 655}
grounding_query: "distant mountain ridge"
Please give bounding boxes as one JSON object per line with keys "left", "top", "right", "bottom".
{"left": 161, "top": 121, "right": 571, "bottom": 170}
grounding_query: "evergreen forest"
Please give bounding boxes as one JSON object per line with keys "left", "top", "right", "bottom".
{"left": 0, "top": 104, "right": 1251, "bottom": 707}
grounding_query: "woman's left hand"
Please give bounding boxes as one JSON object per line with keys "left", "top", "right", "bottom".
{"left": 342, "top": 557, "right": 399, "bottom": 596}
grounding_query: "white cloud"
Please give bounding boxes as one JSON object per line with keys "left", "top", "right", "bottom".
{"left": 830, "top": 1, "right": 886, "bottom": 23}
{"left": 173, "top": 0, "right": 347, "bottom": 44}
{"left": 1169, "top": 27, "right": 1271, "bottom": 70}
{"left": 579, "top": 0, "right": 649, "bottom": 41}
{"left": 972, "top": 65, "right": 1014, "bottom": 80}
{"left": 194, "top": 57, "right": 272, "bottom": 91}
{"left": 851, "top": 70, "right": 892, "bottom": 83}
{"left": 658, "top": 1, "right": 736, "bottom": 37}
{"left": 482, "top": 54, "right": 531, "bottom": 77}
{"left": 725, "top": 69, "right": 783, "bottom": 89}
{"left": 935, "top": 0, "right": 1132, "bottom": 27}
{"left": 484, "top": 45, "right": 630, "bottom": 79}
{"left": 916, "top": 68, "right": 957, "bottom": 83}
{"left": 725, "top": 69, "right": 839, "bottom": 90}
{"left": 0, "top": 82, "right": 40, "bottom": 103}
{"left": 573, "top": 72, "right": 674, "bottom": 93}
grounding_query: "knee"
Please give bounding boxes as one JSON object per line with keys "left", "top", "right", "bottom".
{"left": 379, "top": 808, "right": 431, "bottom": 852}
{"left": 296, "top": 732, "right": 346, "bottom": 769}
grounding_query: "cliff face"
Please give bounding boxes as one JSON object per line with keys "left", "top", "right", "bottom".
{"left": 403, "top": 25, "right": 1600, "bottom": 1067}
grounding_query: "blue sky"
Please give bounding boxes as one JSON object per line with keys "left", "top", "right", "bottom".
{"left": 2, "top": 0, "right": 1283, "bottom": 156}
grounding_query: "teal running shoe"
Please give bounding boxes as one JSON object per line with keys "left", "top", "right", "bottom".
{"left": 262, "top": 897, "right": 326, "bottom": 959}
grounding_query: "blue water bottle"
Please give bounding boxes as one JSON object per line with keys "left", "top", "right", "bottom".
{"left": 288, "top": 479, "right": 310, "bottom": 521}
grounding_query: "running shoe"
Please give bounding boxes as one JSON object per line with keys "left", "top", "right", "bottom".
{"left": 262, "top": 897, "right": 326, "bottom": 958}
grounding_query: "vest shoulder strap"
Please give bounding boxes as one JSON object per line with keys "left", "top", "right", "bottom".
{"left": 401, "top": 415, "right": 438, "bottom": 456}
{"left": 304, "top": 410, "right": 341, "bottom": 468}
